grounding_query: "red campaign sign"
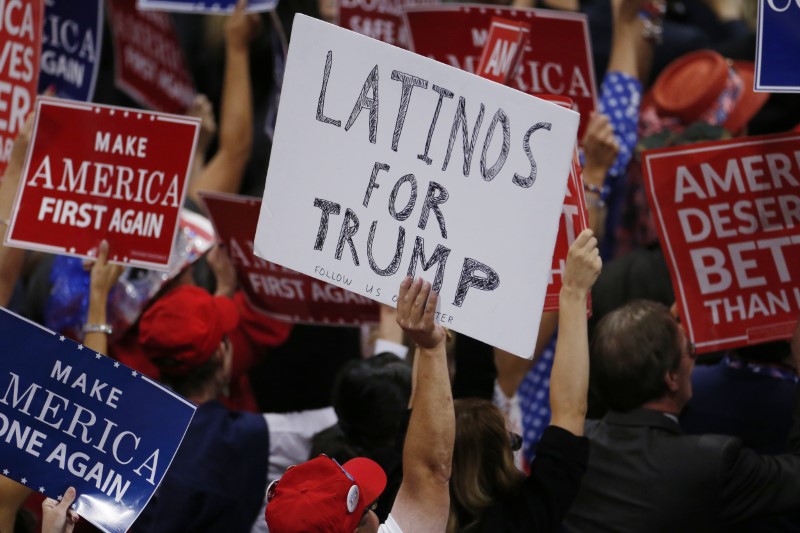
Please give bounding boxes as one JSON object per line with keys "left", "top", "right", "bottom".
{"left": 643, "top": 133, "right": 800, "bottom": 354}
{"left": 403, "top": 4, "right": 596, "bottom": 140}
{"left": 338, "top": 0, "right": 439, "bottom": 49}
{"left": 475, "top": 18, "right": 530, "bottom": 85}
{"left": 5, "top": 97, "right": 200, "bottom": 270}
{"left": 200, "top": 191, "right": 380, "bottom": 325}
{"left": 107, "top": 0, "right": 195, "bottom": 114}
{"left": 0, "top": 0, "right": 43, "bottom": 176}
{"left": 538, "top": 95, "right": 588, "bottom": 311}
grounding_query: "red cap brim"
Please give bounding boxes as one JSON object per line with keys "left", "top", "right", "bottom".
{"left": 344, "top": 457, "right": 387, "bottom": 506}
{"left": 212, "top": 295, "right": 240, "bottom": 334}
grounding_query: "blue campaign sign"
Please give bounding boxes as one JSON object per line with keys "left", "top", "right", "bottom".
{"left": 0, "top": 309, "right": 195, "bottom": 533}
{"left": 137, "top": 0, "right": 278, "bottom": 13}
{"left": 38, "top": 0, "right": 104, "bottom": 101}
{"left": 755, "top": 0, "right": 800, "bottom": 92}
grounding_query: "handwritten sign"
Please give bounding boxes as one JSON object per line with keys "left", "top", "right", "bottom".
{"left": 5, "top": 97, "right": 200, "bottom": 270}
{"left": 403, "top": 4, "right": 596, "bottom": 140}
{"left": 254, "top": 16, "right": 578, "bottom": 358}
{"left": 338, "top": 0, "right": 438, "bottom": 49}
{"left": 201, "top": 191, "right": 379, "bottom": 325}
{"left": 643, "top": 133, "right": 800, "bottom": 353}
{"left": 0, "top": 307, "right": 195, "bottom": 533}
{"left": 0, "top": 0, "right": 43, "bottom": 176}
{"left": 136, "top": 0, "right": 277, "bottom": 13}
{"left": 475, "top": 18, "right": 530, "bottom": 85}
{"left": 755, "top": 0, "right": 800, "bottom": 92}
{"left": 38, "top": 0, "right": 103, "bottom": 102}
{"left": 107, "top": 0, "right": 195, "bottom": 114}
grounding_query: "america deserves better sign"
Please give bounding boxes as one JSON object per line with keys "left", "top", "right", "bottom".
{"left": 201, "top": 191, "right": 379, "bottom": 325}
{"left": 254, "top": 16, "right": 579, "bottom": 358}
{"left": 0, "top": 308, "right": 195, "bottom": 533}
{"left": 643, "top": 133, "right": 800, "bottom": 353}
{"left": 5, "top": 97, "right": 200, "bottom": 270}
{"left": 0, "top": 0, "right": 43, "bottom": 176}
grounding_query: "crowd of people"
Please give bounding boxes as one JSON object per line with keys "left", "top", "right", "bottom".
{"left": 0, "top": 0, "right": 799, "bottom": 532}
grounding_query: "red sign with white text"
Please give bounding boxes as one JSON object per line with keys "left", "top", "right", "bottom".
{"left": 404, "top": 4, "right": 596, "bottom": 140}
{"left": 338, "top": 0, "right": 438, "bottom": 49}
{"left": 5, "top": 97, "right": 200, "bottom": 270}
{"left": 107, "top": 0, "right": 195, "bottom": 114}
{"left": 200, "top": 191, "right": 380, "bottom": 325}
{"left": 0, "top": 0, "right": 42, "bottom": 176}
{"left": 539, "top": 95, "right": 588, "bottom": 311}
{"left": 643, "top": 133, "right": 800, "bottom": 353}
{"left": 476, "top": 18, "right": 530, "bottom": 85}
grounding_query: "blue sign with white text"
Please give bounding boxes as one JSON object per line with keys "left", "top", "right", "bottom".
{"left": 0, "top": 309, "right": 195, "bottom": 533}
{"left": 755, "top": 0, "right": 800, "bottom": 92}
{"left": 137, "top": 0, "right": 278, "bottom": 13}
{"left": 38, "top": 0, "right": 104, "bottom": 101}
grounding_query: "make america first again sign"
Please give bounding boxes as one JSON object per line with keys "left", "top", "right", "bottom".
{"left": 255, "top": 15, "right": 578, "bottom": 358}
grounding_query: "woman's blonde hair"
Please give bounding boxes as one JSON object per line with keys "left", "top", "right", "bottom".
{"left": 447, "top": 398, "right": 525, "bottom": 533}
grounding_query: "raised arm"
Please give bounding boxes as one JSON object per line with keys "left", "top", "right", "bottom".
{"left": 0, "top": 114, "right": 33, "bottom": 306}
{"left": 391, "top": 277, "right": 453, "bottom": 531}
{"left": 549, "top": 229, "right": 601, "bottom": 436}
{"left": 84, "top": 240, "right": 124, "bottom": 355}
{"left": 187, "top": 0, "right": 261, "bottom": 204}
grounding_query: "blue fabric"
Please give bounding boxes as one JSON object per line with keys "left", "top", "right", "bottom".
{"left": 130, "top": 401, "right": 270, "bottom": 533}
{"left": 518, "top": 336, "right": 556, "bottom": 464}
{"left": 681, "top": 361, "right": 798, "bottom": 455}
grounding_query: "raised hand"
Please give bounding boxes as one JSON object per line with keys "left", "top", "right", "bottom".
{"left": 396, "top": 277, "right": 445, "bottom": 350}
{"left": 562, "top": 229, "right": 602, "bottom": 297}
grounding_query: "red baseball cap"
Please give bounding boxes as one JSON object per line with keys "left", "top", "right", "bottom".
{"left": 138, "top": 285, "right": 239, "bottom": 375}
{"left": 265, "top": 455, "right": 387, "bottom": 533}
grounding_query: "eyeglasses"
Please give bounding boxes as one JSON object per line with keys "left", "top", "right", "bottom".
{"left": 509, "top": 432, "right": 523, "bottom": 452}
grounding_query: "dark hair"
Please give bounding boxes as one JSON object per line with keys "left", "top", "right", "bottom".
{"left": 591, "top": 300, "right": 682, "bottom": 412}
{"left": 332, "top": 353, "right": 412, "bottom": 449}
{"left": 155, "top": 351, "right": 222, "bottom": 398}
{"left": 448, "top": 398, "right": 525, "bottom": 533}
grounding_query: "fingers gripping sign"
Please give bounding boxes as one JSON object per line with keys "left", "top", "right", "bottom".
{"left": 396, "top": 277, "right": 446, "bottom": 350}
{"left": 562, "top": 229, "right": 602, "bottom": 296}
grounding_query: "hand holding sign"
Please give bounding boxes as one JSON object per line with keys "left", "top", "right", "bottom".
{"left": 562, "top": 229, "right": 601, "bottom": 298}
{"left": 397, "top": 277, "right": 445, "bottom": 350}
{"left": 225, "top": 0, "right": 263, "bottom": 51}
{"left": 41, "top": 486, "right": 80, "bottom": 533}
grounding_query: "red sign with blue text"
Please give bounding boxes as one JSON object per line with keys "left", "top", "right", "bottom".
{"left": 403, "top": 4, "right": 596, "bottom": 140}
{"left": 643, "top": 133, "right": 800, "bottom": 353}
{"left": 5, "top": 97, "right": 200, "bottom": 270}
{"left": 0, "top": 0, "right": 43, "bottom": 176}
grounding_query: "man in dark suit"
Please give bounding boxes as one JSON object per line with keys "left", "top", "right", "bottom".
{"left": 562, "top": 301, "right": 800, "bottom": 532}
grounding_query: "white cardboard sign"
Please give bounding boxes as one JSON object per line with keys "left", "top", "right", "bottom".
{"left": 254, "top": 15, "right": 579, "bottom": 358}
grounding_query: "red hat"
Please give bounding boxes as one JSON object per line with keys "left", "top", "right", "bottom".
{"left": 265, "top": 455, "right": 387, "bottom": 533}
{"left": 138, "top": 285, "right": 239, "bottom": 375}
{"left": 640, "top": 50, "right": 769, "bottom": 137}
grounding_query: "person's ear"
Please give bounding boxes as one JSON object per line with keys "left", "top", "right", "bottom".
{"left": 664, "top": 370, "right": 679, "bottom": 393}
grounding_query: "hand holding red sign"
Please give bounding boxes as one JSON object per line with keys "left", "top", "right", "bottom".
{"left": 643, "top": 132, "right": 800, "bottom": 353}
{"left": 5, "top": 97, "right": 200, "bottom": 270}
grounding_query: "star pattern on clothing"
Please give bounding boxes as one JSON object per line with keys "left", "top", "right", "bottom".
{"left": 597, "top": 71, "right": 642, "bottom": 178}
{"left": 518, "top": 335, "right": 556, "bottom": 464}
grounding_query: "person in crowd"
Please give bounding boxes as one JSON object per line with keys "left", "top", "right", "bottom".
{"left": 681, "top": 341, "right": 799, "bottom": 455}
{"left": 311, "top": 352, "right": 412, "bottom": 521}
{"left": 447, "top": 229, "right": 600, "bottom": 532}
{"left": 129, "top": 283, "right": 335, "bottom": 533}
{"left": 562, "top": 305, "right": 800, "bottom": 531}
{"left": 265, "top": 276, "right": 454, "bottom": 533}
